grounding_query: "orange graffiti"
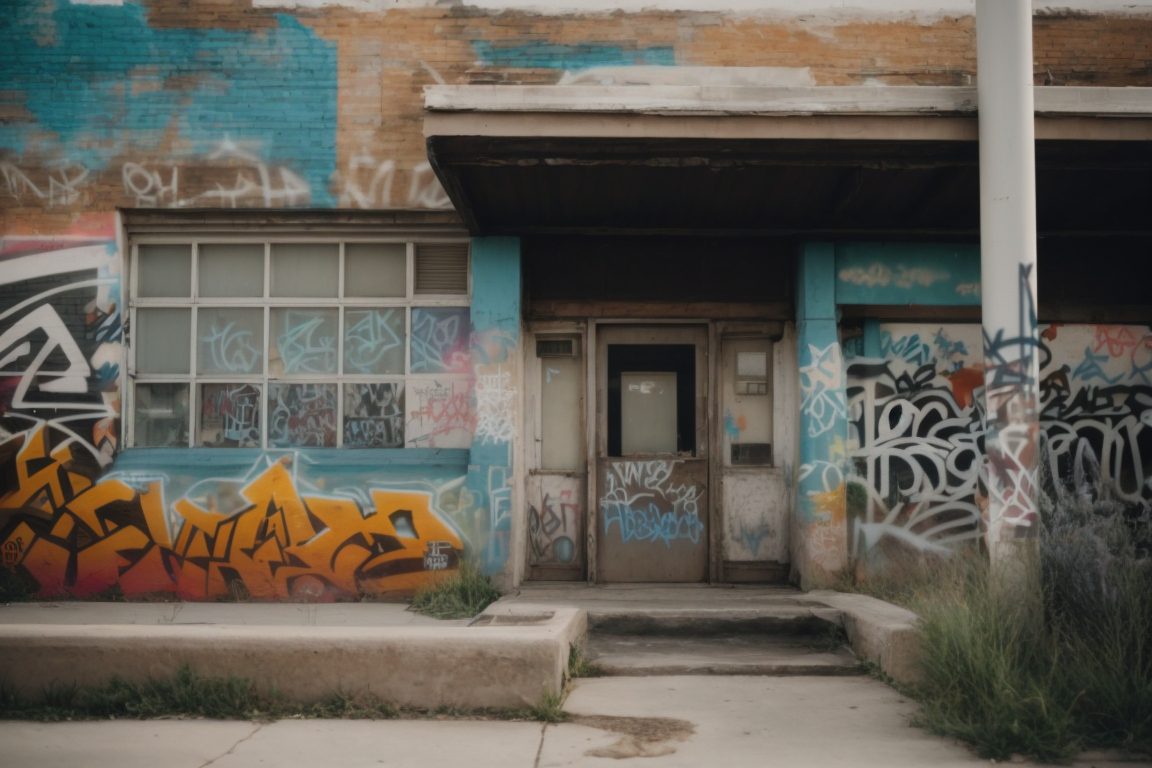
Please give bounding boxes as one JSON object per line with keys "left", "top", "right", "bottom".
{"left": 1, "top": 428, "right": 464, "bottom": 600}
{"left": 808, "top": 484, "right": 847, "bottom": 525}
{"left": 942, "top": 365, "right": 984, "bottom": 409}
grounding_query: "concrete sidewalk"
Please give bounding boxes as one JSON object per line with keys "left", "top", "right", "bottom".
{"left": 2, "top": 675, "right": 1146, "bottom": 767}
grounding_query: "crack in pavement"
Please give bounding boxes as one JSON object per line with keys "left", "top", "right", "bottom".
{"left": 197, "top": 722, "right": 264, "bottom": 768}
{"left": 532, "top": 722, "right": 548, "bottom": 768}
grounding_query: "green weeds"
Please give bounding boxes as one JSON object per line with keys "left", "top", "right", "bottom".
{"left": 408, "top": 559, "right": 501, "bottom": 620}
{"left": 899, "top": 473, "right": 1152, "bottom": 761}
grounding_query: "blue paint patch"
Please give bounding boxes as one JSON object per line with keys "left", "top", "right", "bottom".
{"left": 0, "top": 1, "right": 337, "bottom": 205}
{"left": 471, "top": 40, "right": 674, "bottom": 70}
{"left": 834, "top": 243, "right": 981, "bottom": 306}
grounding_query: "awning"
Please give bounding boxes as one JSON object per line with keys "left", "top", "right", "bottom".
{"left": 424, "top": 85, "right": 1152, "bottom": 237}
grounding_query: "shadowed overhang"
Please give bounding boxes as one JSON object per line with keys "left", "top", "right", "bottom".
{"left": 424, "top": 85, "right": 1152, "bottom": 238}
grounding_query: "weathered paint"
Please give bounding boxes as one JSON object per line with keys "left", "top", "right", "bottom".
{"left": 527, "top": 474, "right": 583, "bottom": 566}
{"left": 465, "top": 237, "right": 522, "bottom": 576}
{"left": 471, "top": 41, "right": 676, "bottom": 69}
{"left": 2, "top": 1, "right": 338, "bottom": 207}
{"left": 795, "top": 243, "right": 850, "bottom": 586}
{"left": 835, "top": 243, "right": 981, "bottom": 306}
{"left": 722, "top": 470, "right": 789, "bottom": 562}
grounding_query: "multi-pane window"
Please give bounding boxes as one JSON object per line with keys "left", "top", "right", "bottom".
{"left": 129, "top": 239, "right": 471, "bottom": 449}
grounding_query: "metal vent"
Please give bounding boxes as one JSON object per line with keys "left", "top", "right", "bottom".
{"left": 415, "top": 243, "right": 469, "bottom": 295}
{"left": 536, "top": 338, "right": 578, "bottom": 358}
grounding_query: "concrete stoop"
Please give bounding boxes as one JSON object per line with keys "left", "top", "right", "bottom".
{"left": 0, "top": 589, "right": 920, "bottom": 711}
{"left": 0, "top": 603, "right": 586, "bottom": 711}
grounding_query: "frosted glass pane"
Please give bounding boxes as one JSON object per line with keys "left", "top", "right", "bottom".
{"left": 199, "top": 244, "right": 264, "bottom": 297}
{"left": 136, "top": 308, "right": 190, "bottom": 374}
{"left": 197, "top": 308, "right": 263, "bottom": 375}
{"left": 137, "top": 244, "right": 191, "bottom": 297}
{"left": 344, "top": 308, "right": 405, "bottom": 375}
{"left": 270, "top": 243, "right": 338, "bottom": 297}
{"left": 134, "top": 383, "right": 189, "bottom": 447}
{"left": 199, "top": 383, "right": 261, "bottom": 447}
{"left": 268, "top": 383, "right": 337, "bottom": 447}
{"left": 270, "top": 308, "right": 337, "bottom": 375}
{"left": 345, "top": 243, "right": 406, "bottom": 297}
{"left": 344, "top": 383, "right": 404, "bottom": 448}
{"left": 541, "top": 355, "right": 582, "bottom": 470}
{"left": 621, "top": 372, "right": 677, "bottom": 455}
{"left": 410, "top": 307, "right": 470, "bottom": 373}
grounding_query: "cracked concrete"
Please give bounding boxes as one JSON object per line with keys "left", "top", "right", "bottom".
{"left": 5, "top": 677, "right": 1143, "bottom": 767}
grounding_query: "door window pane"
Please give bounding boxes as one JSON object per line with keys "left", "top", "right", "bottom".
{"left": 197, "top": 308, "right": 264, "bottom": 375}
{"left": 267, "top": 383, "right": 337, "bottom": 447}
{"left": 344, "top": 382, "right": 404, "bottom": 448}
{"left": 541, "top": 354, "right": 583, "bottom": 470}
{"left": 136, "top": 308, "right": 190, "bottom": 374}
{"left": 199, "top": 383, "right": 261, "bottom": 447}
{"left": 199, "top": 244, "right": 264, "bottom": 297}
{"left": 345, "top": 243, "right": 406, "bottom": 297}
{"left": 410, "top": 307, "right": 469, "bottom": 373}
{"left": 270, "top": 308, "right": 337, "bottom": 376}
{"left": 271, "top": 243, "right": 338, "bottom": 297}
{"left": 621, "top": 372, "right": 678, "bottom": 455}
{"left": 137, "top": 244, "right": 191, "bottom": 297}
{"left": 344, "top": 308, "right": 405, "bottom": 375}
{"left": 134, "top": 383, "right": 189, "bottom": 447}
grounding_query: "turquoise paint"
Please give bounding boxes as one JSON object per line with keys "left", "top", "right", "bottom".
{"left": 0, "top": 1, "right": 337, "bottom": 205}
{"left": 797, "top": 243, "right": 847, "bottom": 525}
{"left": 835, "top": 243, "right": 981, "bottom": 306}
{"left": 471, "top": 41, "right": 675, "bottom": 70}
{"left": 796, "top": 242, "right": 836, "bottom": 321}
{"left": 466, "top": 236, "right": 522, "bottom": 573}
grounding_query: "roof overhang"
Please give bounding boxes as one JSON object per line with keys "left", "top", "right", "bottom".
{"left": 424, "top": 85, "right": 1152, "bottom": 237}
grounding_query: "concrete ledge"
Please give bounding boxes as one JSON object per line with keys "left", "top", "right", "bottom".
{"left": 0, "top": 605, "right": 585, "bottom": 710}
{"left": 806, "top": 590, "right": 922, "bottom": 687}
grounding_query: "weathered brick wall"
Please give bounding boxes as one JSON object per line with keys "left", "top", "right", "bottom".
{"left": 2, "top": 1, "right": 1151, "bottom": 233}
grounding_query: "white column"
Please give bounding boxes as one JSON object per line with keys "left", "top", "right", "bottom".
{"left": 976, "top": 0, "right": 1041, "bottom": 568}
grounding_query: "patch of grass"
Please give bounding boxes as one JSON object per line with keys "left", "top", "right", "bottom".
{"left": 409, "top": 559, "right": 500, "bottom": 620}
{"left": 301, "top": 691, "right": 398, "bottom": 720}
{"left": 524, "top": 691, "right": 567, "bottom": 723}
{"left": 567, "top": 644, "right": 604, "bottom": 679}
{"left": 0, "top": 666, "right": 279, "bottom": 721}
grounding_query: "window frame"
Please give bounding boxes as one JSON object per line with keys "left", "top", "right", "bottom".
{"left": 126, "top": 234, "right": 471, "bottom": 450}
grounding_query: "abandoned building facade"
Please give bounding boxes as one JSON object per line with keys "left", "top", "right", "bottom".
{"left": 2, "top": 0, "right": 1151, "bottom": 599}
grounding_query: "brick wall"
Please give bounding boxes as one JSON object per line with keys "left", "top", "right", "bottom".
{"left": 2, "top": 2, "right": 1150, "bottom": 233}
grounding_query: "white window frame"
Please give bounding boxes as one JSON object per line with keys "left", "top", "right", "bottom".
{"left": 126, "top": 234, "right": 471, "bottom": 449}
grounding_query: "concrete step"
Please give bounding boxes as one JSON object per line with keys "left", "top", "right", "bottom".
{"left": 579, "top": 602, "right": 862, "bottom": 677}
{"left": 587, "top": 633, "right": 863, "bottom": 676}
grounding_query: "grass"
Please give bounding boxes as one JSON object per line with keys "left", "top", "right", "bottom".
{"left": 892, "top": 475, "right": 1152, "bottom": 762}
{"left": 0, "top": 666, "right": 569, "bottom": 723}
{"left": 567, "top": 644, "right": 604, "bottom": 679}
{"left": 408, "top": 559, "right": 501, "bottom": 620}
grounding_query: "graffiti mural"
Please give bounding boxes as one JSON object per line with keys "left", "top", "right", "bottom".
{"left": 528, "top": 476, "right": 583, "bottom": 566}
{"left": 0, "top": 234, "right": 122, "bottom": 472}
{"left": 845, "top": 321, "right": 1152, "bottom": 564}
{"left": 0, "top": 439, "right": 465, "bottom": 599}
{"left": 601, "top": 460, "right": 705, "bottom": 547}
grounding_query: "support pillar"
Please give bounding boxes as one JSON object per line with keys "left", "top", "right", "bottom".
{"left": 795, "top": 242, "right": 849, "bottom": 588}
{"left": 466, "top": 236, "right": 522, "bottom": 585}
{"left": 976, "top": 0, "right": 1041, "bottom": 571}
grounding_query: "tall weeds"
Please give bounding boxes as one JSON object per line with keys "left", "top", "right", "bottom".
{"left": 910, "top": 461, "right": 1152, "bottom": 760}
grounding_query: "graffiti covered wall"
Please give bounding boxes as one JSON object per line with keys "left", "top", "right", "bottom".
{"left": 844, "top": 322, "right": 1152, "bottom": 569}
